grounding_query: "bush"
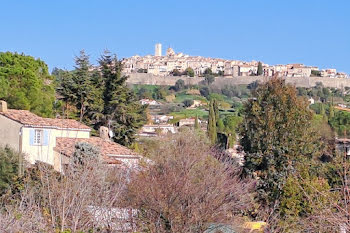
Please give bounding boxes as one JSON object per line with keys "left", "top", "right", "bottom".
{"left": 127, "top": 130, "right": 254, "bottom": 232}
{"left": 182, "top": 99, "right": 194, "bottom": 107}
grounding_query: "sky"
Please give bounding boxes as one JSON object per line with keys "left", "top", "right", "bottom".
{"left": 0, "top": 0, "right": 349, "bottom": 73}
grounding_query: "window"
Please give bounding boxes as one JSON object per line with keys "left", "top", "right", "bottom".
{"left": 33, "top": 130, "right": 43, "bottom": 145}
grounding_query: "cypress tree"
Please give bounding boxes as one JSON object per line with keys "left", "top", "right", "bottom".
{"left": 194, "top": 115, "right": 200, "bottom": 129}
{"left": 208, "top": 100, "right": 217, "bottom": 144}
{"left": 257, "top": 61, "right": 263, "bottom": 76}
{"left": 98, "top": 51, "right": 147, "bottom": 146}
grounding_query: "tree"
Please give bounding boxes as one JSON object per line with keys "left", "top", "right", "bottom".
{"left": 0, "top": 52, "right": 55, "bottom": 117}
{"left": 208, "top": 99, "right": 217, "bottom": 144}
{"left": 182, "top": 99, "right": 194, "bottom": 107}
{"left": 184, "top": 67, "right": 195, "bottom": 77}
{"left": 127, "top": 130, "right": 253, "bottom": 232}
{"left": 172, "top": 69, "right": 182, "bottom": 76}
{"left": 204, "top": 74, "right": 215, "bottom": 85}
{"left": 240, "top": 77, "right": 322, "bottom": 208}
{"left": 194, "top": 115, "right": 200, "bottom": 129}
{"left": 0, "top": 147, "right": 22, "bottom": 196}
{"left": 217, "top": 118, "right": 225, "bottom": 132}
{"left": 203, "top": 68, "right": 213, "bottom": 75}
{"left": 199, "top": 86, "right": 210, "bottom": 97}
{"left": 72, "top": 142, "right": 100, "bottom": 166}
{"left": 98, "top": 51, "right": 147, "bottom": 146}
{"left": 174, "top": 79, "right": 185, "bottom": 92}
{"left": 73, "top": 50, "right": 97, "bottom": 122}
{"left": 257, "top": 61, "right": 263, "bottom": 76}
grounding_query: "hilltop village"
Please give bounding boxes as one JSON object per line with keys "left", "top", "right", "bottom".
{"left": 123, "top": 43, "right": 348, "bottom": 78}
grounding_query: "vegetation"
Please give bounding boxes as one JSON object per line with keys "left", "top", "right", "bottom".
{"left": 0, "top": 52, "right": 55, "bottom": 117}
{"left": 257, "top": 61, "right": 263, "bottom": 76}
{"left": 0, "top": 147, "right": 21, "bottom": 196}
{"left": 56, "top": 50, "right": 147, "bottom": 145}
{"left": 207, "top": 99, "right": 218, "bottom": 144}
{"left": 240, "top": 77, "right": 322, "bottom": 213}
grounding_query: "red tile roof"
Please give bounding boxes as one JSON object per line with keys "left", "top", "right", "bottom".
{"left": 54, "top": 137, "right": 139, "bottom": 164}
{"left": 0, "top": 109, "right": 91, "bottom": 130}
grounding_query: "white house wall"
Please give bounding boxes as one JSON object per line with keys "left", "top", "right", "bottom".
{"left": 21, "top": 127, "right": 90, "bottom": 166}
{"left": 0, "top": 114, "right": 22, "bottom": 151}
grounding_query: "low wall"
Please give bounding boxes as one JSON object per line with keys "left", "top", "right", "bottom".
{"left": 125, "top": 73, "right": 350, "bottom": 88}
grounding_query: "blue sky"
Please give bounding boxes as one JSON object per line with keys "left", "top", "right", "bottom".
{"left": 0, "top": 0, "right": 349, "bottom": 73}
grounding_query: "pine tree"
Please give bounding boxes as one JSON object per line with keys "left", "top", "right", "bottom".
{"left": 98, "top": 51, "right": 147, "bottom": 146}
{"left": 73, "top": 50, "right": 95, "bottom": 122}
{"left": 208, "top": 100, "right": 217, "bottom": 144}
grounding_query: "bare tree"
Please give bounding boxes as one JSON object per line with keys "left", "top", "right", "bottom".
{"left": 0, "top": 143, "right": 132, "bottom": 232}
{"left": 126, "top": 130, "right": 254, "bottom": 233}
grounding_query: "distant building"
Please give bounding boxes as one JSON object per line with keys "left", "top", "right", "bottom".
{"left": 155, "top": 43, "right": 162, "bottom": 57}
{"left": 178, "top": 118, "right": 202, "bottom": 127}
{"left": 139, "top": 124, "right": 177, "bottom": 137}
{"left": 122, "top": 45, "right": 347, "bottom": 78}
{"left": 139, "top": 99, "right": 161, "bottom": 106}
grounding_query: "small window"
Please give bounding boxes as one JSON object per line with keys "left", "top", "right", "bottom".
{"left": 34, "top": 130, "right": 43, "bottom": 145}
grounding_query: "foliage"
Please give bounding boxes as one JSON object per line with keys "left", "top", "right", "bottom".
{"left": 56, "top": 50, "right": 147, "bottom": 146}
{"left": 208, "top": 99, "right": 217, "bottom": 144}
{"left": 98, "top": 51, "right": 147, "bottom": 145}
{"left": 173, "top": 79, "right": 185, "bottom": 92}
{"left": 257, "top": 62, "right": 263, "bottom": 76}
{"left": 0, "top": 52, "right": 55, "bottom": 117}
{"left": 204, "top": 74, "right": 215, "bottom": 85}
{"left": 182, "top": 99, "right": 194, "bottom": 107}
{"left": 311, "top": 70, "right": 321, "bottom": 77}
{"left": 329, "top": 110, "right": 350, "bottom": 137}
{"left": 194, "top": 115, "right": 200, "bottom": 129}
{"left": 72, "top": 142, "right": 100, "bottom": 166}
{"left": 171, "top": 69, "right": 182, "bottom": 76}
{"left": 0, "top": 147, "right": 21, "bottom": 196}
{"left": 200, "top": 86, "right": 210, "bottom": 97}
{"left": 127, "top": 130, "right": 253, "bottom": 232}
{"left": 184, "top": 67, "right": 195, "bottom": 77}
{"left": 240, "top": 77, "right": 322, "bottom": 208}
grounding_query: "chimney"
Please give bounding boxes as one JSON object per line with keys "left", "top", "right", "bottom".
{"left": 0, "top": 100, "right": 7, "bottom": 112}
{"left": 99, "top": 126, "right": 110, "bottom": 141}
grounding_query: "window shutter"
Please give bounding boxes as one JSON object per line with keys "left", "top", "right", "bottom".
{"left": 29, "top": 129, "right": 35, "bottom": 145}
{"left": 43, "top": 130, "right": 49, "bottom": 146}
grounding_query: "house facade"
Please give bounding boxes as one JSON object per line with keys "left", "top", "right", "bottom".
{"left": 0, "top": 101, "right": 140, "bottom": 172}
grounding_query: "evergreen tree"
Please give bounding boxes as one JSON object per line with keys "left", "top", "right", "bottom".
{"left": 194, "top": 115, "right": 200, "bottom": 129}
{"left": 257, "top": 61, "right": 263, "bottom": 76}
{"left": 329, "top": 104, "right": 335, "bottom": 119}
{"left": 240, "top": 77, "right": 322, "bottom": 208}
{"left": 208, "top": 99, "right": 217, "bottom": 144}
{"left": 217, "top": 118, "right": 225, "bottom": 132}
{"left": 73, "top": 50, "right": 95, "bottom": 122}
{"left": 0, "top": 52, "right": 55, "bottom": 117}
{"left": 0, "top": 147, "right": 21, "bottom": 196}
{"left": 98, "top": 51, "right": 147, "bottom": 146}
{"left": 213, "top": 99, "right": 219, "bottom": 123}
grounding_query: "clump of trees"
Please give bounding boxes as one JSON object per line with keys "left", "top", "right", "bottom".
{"left": 0, "top": 52, "right": 55, "bottom": 117}
{"left": 55, "top": 50, "right": 147, "bottom": 146}
{"left": 239, "top": 77, "right": 340, "bottom": 231}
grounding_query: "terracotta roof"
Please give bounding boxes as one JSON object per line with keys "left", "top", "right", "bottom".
{"left": 54, "top": 137, "right": 139, "bottom": 164}
{"left": 0, "top": 109, "right": 91, "bottom": 130}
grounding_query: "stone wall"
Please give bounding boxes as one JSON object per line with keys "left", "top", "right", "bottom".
{"left": 125, "top": 73, "right": 350, "bottom": 88}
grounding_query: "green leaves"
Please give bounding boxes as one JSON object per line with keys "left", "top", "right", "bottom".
{"left": 241, "top": 77, "right": 322, "bottom": 207}
{"left": 0, "top": 52, "right": 55, "bottom": 117}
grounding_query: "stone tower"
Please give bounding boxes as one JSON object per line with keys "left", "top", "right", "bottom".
{"left": 155, "top": 43, "right": 162, "bottom": 56}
